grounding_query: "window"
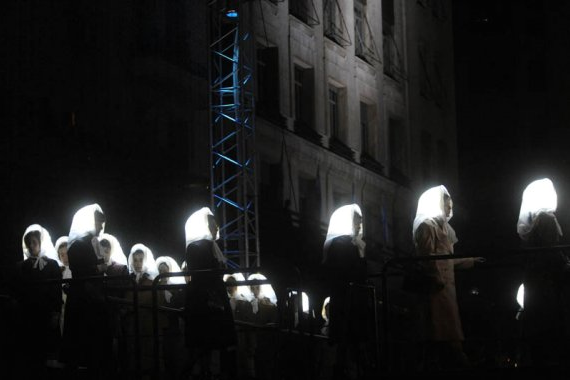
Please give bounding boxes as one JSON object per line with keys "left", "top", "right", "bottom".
{"left": 360, "top": 102, "right": 372, "bottom": 155}
{"left": 289, "top": 0, "right": 319, "bottom": 26}
{"left": 324, "top": 0, "right": 351, "bottom": 46}
{"left": 294, "top": 65, "right": 314, "bottom": 130}
{"left": 354, "top": 0, "right": 379, "bottom": 63}
{"left": 329, "top": 87, "right": 339, "bottom": 139}
{"left": 389, "top": 118, "right": 409, "bottom": 184}
{"left": 354, "top": 0, "right": 365, "bottom": 57}
{"left": 382, "top": 0, "right": 394, "bottom": 30}
{"left": 256, "top": 47, "right": 280, "bottom": 118}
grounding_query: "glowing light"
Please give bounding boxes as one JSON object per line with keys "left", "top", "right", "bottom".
{"left": 516, "top": 283, "right": 524, "bottom": 309}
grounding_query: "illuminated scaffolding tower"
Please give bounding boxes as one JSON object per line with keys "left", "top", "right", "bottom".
{"left": 209, "top": 0, "right": 260, "bottom": 268}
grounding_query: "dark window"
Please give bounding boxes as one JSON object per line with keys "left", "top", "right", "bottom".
{"left": 360, "top": 102, "right": 371, "bottom": 155}
{"left": 388, "top": 118, "right": 408, "bottom": 184}
{"left": 256, "top": 47, "right": 280, "bottom": 118}
{"left": 294, "top": 65, "right": 314, "bottom": 130}
{"left": 382, "top": 0, "right": 394, "bottom": 29}
{"left": 290, "top": 0, "right": 319, "bottom": 26}
{"left": 329, "top": 87, "right": 339, "bottom": 139}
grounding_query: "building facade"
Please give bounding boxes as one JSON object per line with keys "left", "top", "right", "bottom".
{"left": 250, "top": 0, "right": 458, "bottom": 261}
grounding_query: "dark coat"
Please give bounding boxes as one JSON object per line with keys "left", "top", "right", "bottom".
{"left": 322, "top": 235, "right": 368, "bottom": 343}
{"left": 184, "top": 239, "right": 236, "bottom": 349}
{"left": 521, "top": 212, "right": 570, "bottom": 341}
{"left": 18, "top": 257, "right": 62, "bottom": 357}
{"left": 61, "top": 235, "right": 111, "bottom": 367}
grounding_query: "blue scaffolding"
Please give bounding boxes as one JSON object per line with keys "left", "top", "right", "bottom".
{"left": 209, "top": 1, "right": 260, "bottom": 268}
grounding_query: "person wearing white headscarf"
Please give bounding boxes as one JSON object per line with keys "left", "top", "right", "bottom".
{"left": 99, "top": 233, "right": 129, "bottom": 277}
{"left": 321, "top": 204, "right": 368, "bottom": 347}
{"left": 320, "top": 204, "right": 369, "bottom": 379}
{"left": 128, "top": 243, "right": 158, "bottom": 285}
{"left": 60, "top": 203, "right": 112, "bottom": 374}
{"left": 156, "top": 255, "right": 185, "bottom": 304}
{"left": 412, "top": 185, "right": 483, "bottom": 370}
{"left": 18, "top": 224, "right": 63, "bottom": 374}
{"left": 516, "top": 178, "right": 570, "bottom": 366}
{"left": 183, "top": 207, "right": 237, "bottom": 378}
{"left": 247, "top": 273, "right": 278, "bottom": 320}
{"left": 55, "top": 236, "right": 71, "bottom": 280}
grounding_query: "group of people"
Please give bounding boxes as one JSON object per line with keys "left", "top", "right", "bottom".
{"left": 14, "top": 204, "right": 287, "bottom": 379}
{"left": 406, "top": 178, "right": 570, "bottom": 372}
{"left": 11, "top": 176, "right": 570, "bottom": 378}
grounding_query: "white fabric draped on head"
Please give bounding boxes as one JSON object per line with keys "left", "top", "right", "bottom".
{"left": 155, "top": 256, "right": 186, "bottom": 284}
{"left": 184, "top": 207, "right": 226, "bottom": 264}
{"left": 323, "top": 203, "right": 365, "bottom": 260}
{"left": 517, "top": 178, "right": 562, "bottom": 241}
{"left": 68, "top": 203, "right": 104, "bottom": 246}
{"left": 54, "top": 236, "right": 68, "bottom": 255}
{"left": 223, "top": 272, "right": 253, "bottom": 301}
{"left": 412, "top": 185, "right": 453, "bottom": 239}
{"left": 22, "top": 224, "right": 59, "bottom": 270}
{"left": 99, "top": 233, "right": 128, "bottom": 266}
{"left": 128, "top": 243, "right": 158, "bottom": 281}
{"left": 247, "top": 273, "right": 277, "bottom": 307}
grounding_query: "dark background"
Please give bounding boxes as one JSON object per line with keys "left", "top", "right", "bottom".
{"left": 3, "top": 0, "right": 570, "bottom": 270}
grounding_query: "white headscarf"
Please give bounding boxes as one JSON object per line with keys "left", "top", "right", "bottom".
{"left": 517, "top": 178, "right": 562, "bottom": 241}
{"left": 54, "top": 236, "right": 71, "bottom": 278}
{"left": 223, "top": 272, "right": 253, "bottom": 301}
{"left": 184, "top": 207, "right": 227, "bottom": 264}
{"left": 321, "top": 296, "right": 331, "bottom": 322}
{"left": 22, "top": 224, "right": 59, "bottom": 270}
{"left": 68, "top": 204, "right": 105, "bottom": 250}
{"left": 323, "top": 204, "right": 366, "bottom": 260}
{"left": 247, "top": 273, "right": 277, "bottom": 313}
{"left": 155, "top": 256, "right": 186, "bottom": 285}
{"left": 99, "top": 233, "right": 128, "bottom": 266}
{"left": 128, "top": 243, "right": 158, "bottom": 282}
{"left": 412, "top": 185, "right": 454, "bottom": 240}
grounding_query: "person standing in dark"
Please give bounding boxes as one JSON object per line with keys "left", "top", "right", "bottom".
{"left": 60, "top": 203, "right": 112, "bottom": 376}
{"left": 412, "top": 185, "right": 484, "bottom": 371}
{"left": 183, "top": 207, "right": 237, "bottom": 379}
{"left": 321, "top": 204, "right": 368, "bottom": 380}
{"left": 517, "top": 178, "right": 570, "bottom": 367}
{"left": 18, "top": 224, "right": 63, "bottom": 376}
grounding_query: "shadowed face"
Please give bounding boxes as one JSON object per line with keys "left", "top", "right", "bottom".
{"left": 353, "top": 212, "right": 363, "bottom": 237}
{"left": 444, "top": 195, "right": 453, "bottom": 218}
{"left": 132, "top": 251, "right": 144, "bottom": 272}
{"left": 27, "top": 236, "right": 41, "bottom": 257}
{"left": 58, "top": 243, "right": 69, "bottom": 265}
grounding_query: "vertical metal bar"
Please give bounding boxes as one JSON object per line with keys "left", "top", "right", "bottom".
{"left": 152, "top": 276, "right": 160, "bottom": 379}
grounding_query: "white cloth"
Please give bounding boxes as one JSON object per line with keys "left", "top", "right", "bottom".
{"left": 323, "top": 204, "right": 366, "bottom": 261}
{"left": 517, "top": 178, "right": 562, "bottom": 241}
{"left": 247, "top": 273, "right": 277, "bottom": 312}
{"left": 22, "top": 224, "right": 59, "bottom": 270}
{"left": 184, "top": 207, "right": 227, "bottom": 264}
{"left": 128, "top": 243, "right": 158, "bottom": 281}
{"left": 224, "top": 272, "right": 253, "bottom": 302}
{"left": 62, "top": 266, "right": 72, "bottom": 280}
{"left": 412, "top": 185, "right": 455, "bottom": 241}
{"left": 68, "top": 203, "right": 104, "bottom": 247}
{"left": 99, "top": 233, "right": 128, "bottom": 266}
{"left": 155, "top": 256, "right": 186, "bottom": 285}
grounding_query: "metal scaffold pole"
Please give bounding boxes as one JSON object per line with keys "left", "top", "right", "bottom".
{"left": 209, "top": 0, "right": 260, "bottom": 269}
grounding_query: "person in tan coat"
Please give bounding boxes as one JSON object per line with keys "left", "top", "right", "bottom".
{"left": 412, "top": 185, "right": 484, "bottom": 370}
